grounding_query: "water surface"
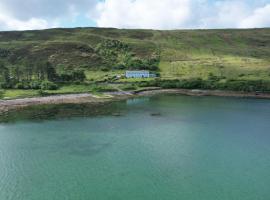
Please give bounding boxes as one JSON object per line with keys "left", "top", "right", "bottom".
{"left": 1, "top": 95, "right": 270, "bottom": 200}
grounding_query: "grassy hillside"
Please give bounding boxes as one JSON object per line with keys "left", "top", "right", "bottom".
{"left": 0, "top": 27, "right": 270, "bottom": 98}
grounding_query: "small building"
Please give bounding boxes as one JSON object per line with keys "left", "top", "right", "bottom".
{"left": 125, "top": 70, "right": 150, "bottom": 78}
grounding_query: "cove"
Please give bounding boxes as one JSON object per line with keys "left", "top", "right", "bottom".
{"left": 0, "top": 94, "right": 270, "bottom": 200}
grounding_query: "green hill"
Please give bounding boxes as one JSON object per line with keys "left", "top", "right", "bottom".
{"left": 0, "top": 27, "right": 270, "bottom": 98}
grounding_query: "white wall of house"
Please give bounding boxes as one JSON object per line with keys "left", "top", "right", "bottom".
{"left": 125, "top": 71, "right": 150, "bottom": 78}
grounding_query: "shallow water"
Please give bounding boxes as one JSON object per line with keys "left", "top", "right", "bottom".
{"left": 1, "top": 95, "right": 270, "bottom": 200}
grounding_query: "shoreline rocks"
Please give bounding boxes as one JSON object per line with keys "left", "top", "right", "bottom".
{"left": 1, "top": 89, "right": 270, "bottom": 114}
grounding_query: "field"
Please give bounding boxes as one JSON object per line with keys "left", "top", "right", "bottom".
{"left": 160, "top": 55, "right": 270, "bottom": 80}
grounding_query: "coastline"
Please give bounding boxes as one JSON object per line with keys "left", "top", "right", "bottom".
{"left": 136, "top": 89, "right": 270, "bottom": 98}
{"left": 1, "top": 89, "right": 270, "bottom": 114}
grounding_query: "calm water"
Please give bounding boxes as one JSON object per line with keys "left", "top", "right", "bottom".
{"left": 1, "top": 95, "right": 270, "bottom": 200}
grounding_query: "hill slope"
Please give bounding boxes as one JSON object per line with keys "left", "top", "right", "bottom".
{"left": 0, "top": 27, "right": 270, "bottom": 97}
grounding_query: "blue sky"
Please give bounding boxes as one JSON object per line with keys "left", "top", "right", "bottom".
{"left": 0, "top": 0, "right": 269, "bottom": 30}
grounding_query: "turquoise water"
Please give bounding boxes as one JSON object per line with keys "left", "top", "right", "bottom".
{"left": 1, "top": 95, "right": 270, "bottom": 200}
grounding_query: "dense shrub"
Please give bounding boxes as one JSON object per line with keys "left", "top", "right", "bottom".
{"left": 14, "top": 81, "right": 42, "bottom": 90}
{"left": 95, "top": 39, "right": 160, "bottom": 71}
{"left": 15, "top": 82, "right": 25, "bottom": 89}
{"left": 142, "top": 78, "right": 270, "bottom": 92}
{"left": 41, "top": 81, "right": 58, "bottom": 90}
{"left": 58, "top": 70, "right": 86, "bottom": 82}
{"left": 218, "top": 80, "right": 270, "bottom": 92}
{"left": 1, "top": 80, "right": 17, "bottom": 89}
{"left": 30, "top": 81, "right": 41, "bottom": 90}
{"left": 208, "top": 73, "right": 222, "bottom": 82}
{"left": 143, "top": 79, "right": 206, "bottom": 89}
{"left": 0, "top": 89, "right": 4, "bottom": 99}
{"left": 138, "top": 80, "right": 159, "bottom": 88}
{"left": 179, "top": 78, "right": 205, "bottom": 89}
{"left": 159, "top": 80, "right": 178, "bottom": 89}
{"left": 113, "top": 64, "right": 126, "bottom": 70}
{"left": 72, "top": 70, "right": 86, "bottom": 82}
{"left": 101, "top": 67, "right": 110, "bottom": 72}
{"left": 127, "top": 57, "right": 159, "bottom": 71}
{"left": 120, "top": 84, "right": 137, "bottom": 91}
{"left": 38, "top": 89, "right": 49, "bottom": 96}
{"left": 92, "top": 85, "right": 118, "bottom": 92}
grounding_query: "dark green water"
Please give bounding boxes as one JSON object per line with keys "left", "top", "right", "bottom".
{"left": 1, "top": 95, "right": 270, "bottom": 200}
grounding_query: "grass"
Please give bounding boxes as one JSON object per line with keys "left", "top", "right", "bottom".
{"left": 44, "top": 84, "right": 119, "bottom": 95}
{"left": 0, "top": 84, "right": 120, "bottom": 99}
{"left": 44, "top": 84, "right": 93, "bottom": 95}
{"left": 159, "top": 54, "right": 270, "bottom": 81}
{"left": 1, "top": 89, "right": 39, "bottom": 99}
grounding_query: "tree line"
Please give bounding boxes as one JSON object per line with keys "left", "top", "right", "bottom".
{"left": 0, "top": 60, "right": 86, "bottom": 90}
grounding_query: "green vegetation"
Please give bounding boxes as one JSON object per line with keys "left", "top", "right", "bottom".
{"left": 0, "top": 27, "right": 270, "bottom": 99}
{"left": 2, "top": 89, "right": 39, "bottom": 99}
{"left": 138, "top": 78, "right": 270, "bottom": 92}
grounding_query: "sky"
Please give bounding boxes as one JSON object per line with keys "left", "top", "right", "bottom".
{"left": 0, "top": 0, "right": 269, "bottom": 31}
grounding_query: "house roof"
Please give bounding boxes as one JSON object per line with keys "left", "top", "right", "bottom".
{"left": 126, "top": 70, "right": 149, "bottom": 73}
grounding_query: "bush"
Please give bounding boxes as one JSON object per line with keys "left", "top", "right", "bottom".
{"left": 30, "top": 81, "right": 41, "bottom": 90}
{"left": 15, "top": 82, "right": 25, "bottom": 89}
{"left": 220, "top": 80, "right": 270, "bottom": 92}
{"left": 138, "top": 80, "right": 159, "bottom": 87}
{"left": 0, "top": 89, "right": 4, "bottom": 99}
{"left": 59, "top": 73, "right": 73, "bottom": 82}
{"left": 101, "top": 67, "right": 110, "bottom": 72}
{"left": 159, "top": 81, "right": 178, "bottom": 89}
{"left": 38, "top": 89, "right": 50, "bottom": 96}
{"left": 143, "top": 79, "right": 206, "bottom": 90}
{"left": 72, "top": 70, "right": 86, "bottom": 82}
{"left": 179, "top": 78, "right": 205, "bottom": 89}
{"left": 120, "top": 84, "right": 137, "bottom": 91}
{"left": 208, "top": 73, "right": 221, "bottom": 82}
{"left": 41, "top": 81, "right": 58, "bottom": 90}
{"left": 92, "top": 85, "right": 118, "bottom": 92}
{"left": 15, "top": 82, "right": 31, "bottom": 89}
{"left": 58, "top": 70, "right": 86, "bottom": 82}
{"left": 1, "top": 82, "right": 11, "bottom": 89}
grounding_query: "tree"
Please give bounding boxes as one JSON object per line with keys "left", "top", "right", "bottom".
{"left": 22, "top": 60, "right": 34, "bottom": 81}
{"left": 33, "top": 61, "right": 44, "bottom": 81}
{"left": 0, "top": 62, "right": 12, "bottom": 88}
{"left": 72, "top": 70, "right": 86, "bottom": 82}
{"left": 10, "top": 65, "right": 22, "bottom": 82}
{"left": 45, "top": 62, "right": 57, "bottom": 81}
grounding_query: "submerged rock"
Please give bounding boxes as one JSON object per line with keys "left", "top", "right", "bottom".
{"left": 150, "top": 112, "right": 161, "bottom": 117}
{"left": 112, "top": 113, "right": 123, "bottom": 117}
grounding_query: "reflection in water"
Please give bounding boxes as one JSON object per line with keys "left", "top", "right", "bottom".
{"left": 126, "top": 97, "right": 150, "bottom": 105}
{"left": 0, "top": 97, "right": 158, "bottom": 123}
{"left": 0, "top": 102, "right": 127, "bottom": 123}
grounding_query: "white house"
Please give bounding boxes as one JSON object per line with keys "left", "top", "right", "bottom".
{"left": 125, "top": 70, "right": 150, "bottom": 78}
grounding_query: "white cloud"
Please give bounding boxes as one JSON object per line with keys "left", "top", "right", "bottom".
{"left": 239, "top": 4, "right": 270, "bottom": 28}
{"left": 0, "top": 0, "right": 270, "bottom": 30}
{"left": 0, "top": 4, "right": 57, "bottom": 30}
{"left": 0, "top": 0, "right": 98, "bottom": 20}
{"left": 198, "top": 1, "right": 249, "bottom": 28}
{"left": 92, "top": 0, "right": 192, "bottom": 29}
{"left": 0, "top": 16, "right": 51, "bottom": 31}
{"left": 0, "top": 0, "right": 98, "bottom": 30}
{"left": 93, "top": 0, "right": 270, "bottom": 29}
{"left": 198, "top": 1, "right": 270, "bottom": 29}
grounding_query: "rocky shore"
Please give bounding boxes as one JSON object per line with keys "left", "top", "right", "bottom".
{"left": 1, "top": 89, "right": 270, "bottom": 114}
